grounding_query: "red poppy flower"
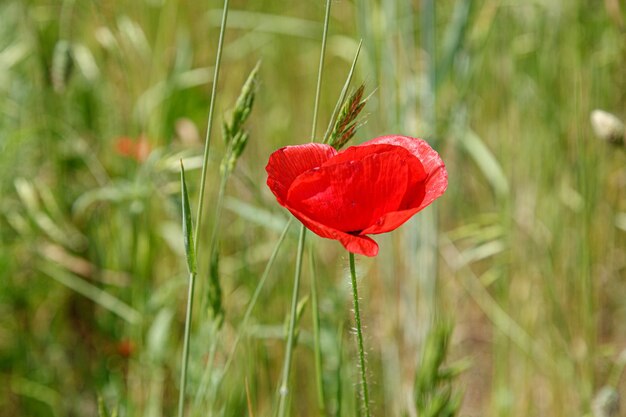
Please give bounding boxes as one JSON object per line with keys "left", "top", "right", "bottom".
{"left": 114, "top": 134, "right": 151, "bottom": 162}
{"left": 266, "top": 135, "right": 447, "bottom": 257}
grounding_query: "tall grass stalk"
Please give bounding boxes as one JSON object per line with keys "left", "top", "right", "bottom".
{"left": 178, "top": 161, "right": 197, "bottom": 417}
{"left": 225, "top": 219, "right": 293, "bottom": 365}
{"left": 322, "top": 40, "right": 363, "bottom": 145}
{"left": 194, "top": 0, "right": 230, "bottom": 250}
{"left": 205, "top": 171, "right": 227, "bottom": 318}
{"left": 415, "top": 0, "right": 439, "bottom": 331}
{"left": 178, "top": 1, "right": 230, "bottom": 416}
{"left": 311, "top": 0, "right": 332, "bottom": 142}
{"left": 349, "top": 253, "right": 370, "bottom": 417}
{"left": 188, "top": 62, "right": 260, "bottom": 413}
{"left": 309, "top": 248, "right": 326, "bottom": 415}
{"left": 177, "top": 268, "right": 197, "bottom": 417}
{"left": 208, "top": 218, "right": 293, "bottom": 401}
{"left": 277, "top": 225, "right": 307, "bottom": 417}
{"left": 277, "top": 1, "right": 332, "bottom": 415}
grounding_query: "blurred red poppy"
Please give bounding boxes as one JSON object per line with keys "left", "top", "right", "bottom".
{"left": 116, "top": 339, "right": 135, "bottom": 358}
{"left": 114, "top": 134, "right": 151, "bottom": 162}
{"left": 266, "top": 135, "right": 447, "bottom": 256}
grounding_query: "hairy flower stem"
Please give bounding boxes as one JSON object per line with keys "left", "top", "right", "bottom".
{"left": 178, "top": 1, "right": 230, "bottom": 416}
{"left": 277, "top": 225, "right": 307, "bottom": 417}
{"left": 349, "top": 252, "right": 371, "bottom": 417}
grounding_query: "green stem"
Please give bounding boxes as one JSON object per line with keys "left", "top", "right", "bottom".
{"left": 178, "top": 1, "right": 230, "bottom": 416}
{"left": 215, "top": 218, "right": 293, "bottom": 385}
{"left": 322, "top": 40, "right": 362, "bottom": 145}
{"left": 311, "top": 0, "right": 332, "bottom": 140}
{"left": 335, "top": 321, "right": 345, "bottom": 417}
{"left": 59, "top": 0, "right": 75, "bottom": 40}
{"left": 194, "top": 0, "right": 230, "bottom": 251}
{"left": 416, "top": 0, "right": 438, "bottom": 333}
{"left": 277, "top": 225, "right": 307, "bottom": 417}
{"left": 177, "top": 271, "right": 196, "bottom": 417}
{"left": 349, "top": 252, "right": 371, "bottom": 417}
{"left": 209, "top": 173, "right": 228, "bottom": 258}
{"left": 187, "top": 331, "right": 219, "bottom": 416}
{"left": 309, "top": 248, "right": 326, "bottom": 415}
{"left": 193, "top": 152, "right": 232, "bottom": 414}
{"left": 203, "top": 171, "right": 229, "bottom": 318}
{"left": 276, "top": 1, "right": 332, "bottom": 415}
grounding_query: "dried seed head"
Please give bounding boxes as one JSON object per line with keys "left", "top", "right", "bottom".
{"left": 590, "top": 109, "right": 625, "bottom": 145}
{"left": 220, "top": 61, "right": 260, "bottom": 176}
{"left": 329, "top": 84, "right": 369, "bottom": 150}
{"left": 224, "top": 61, "right": 260, "bottom": 145}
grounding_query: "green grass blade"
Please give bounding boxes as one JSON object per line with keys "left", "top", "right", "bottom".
{"left": 460, "top": 128, "right": 510, "bottom": 198}
{"left": 194, "top": 0, "right": 230, "bottom": 255}
{"left": 39, "top": 262, "right": 141, "bottom": 325}
{"left": 309, "top": 247, "right": 326, "bottom": 415}
{"left": 438, "top": 0, "right": 473, "bottom": 87}
{"left": 322, "top": 40, "right": 363, "bottom": 145}
{"left": 180, "top": 160, "right": 196, "bottom": 275}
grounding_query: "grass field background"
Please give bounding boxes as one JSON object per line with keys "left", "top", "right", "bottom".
{"left": 1, "top": 0, "right": 626, "bottom": 416}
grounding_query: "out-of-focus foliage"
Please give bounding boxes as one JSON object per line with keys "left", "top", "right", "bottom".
{"left": 1, "top": 0, "right": 626, "bottom": 416}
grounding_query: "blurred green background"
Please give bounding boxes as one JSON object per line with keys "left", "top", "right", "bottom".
{"left": 1, "top": 0, "right": 626, "bottom": 416}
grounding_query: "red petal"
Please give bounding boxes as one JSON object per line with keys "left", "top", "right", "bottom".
{"left": 359, "top": 136, "right": 448, "bottom": 234}
{"left": 364, "top": 136, "right": 447, "bottom": 208}
{"left": 286, "top": 147, "right": 416, "bottom": 233}
{"left": 266, "top": 143, "right": 337, "bottom": 205}
{"left": 320, "top": 143, "right": 401, "bottom": 167}
{"left": 287, "top": 207, "right": 379, "bottom": 256}
{"left": 361, "top": 206, "right": 424, "bottom": 235}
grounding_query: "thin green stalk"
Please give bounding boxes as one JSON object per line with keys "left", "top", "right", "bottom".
{"left": 192, "top": 334, "right": 219, "bottom": 414}
{"left": 178, "top": 2, "right": 230, "bottom": 415}
{"left": 335, "top": 321, "right": 344, "bottom": 417}
{"left": 349, "top": 253, "right": 370, "bottom": 417}
{"left": 311, "top": 0, "right": 332, "bottom": 141}
{"left": 322, "top": 40, "right": 362, "bottom": 145}
{"left": 212, "top": 218, "right": 293, "bottom": 389}
{"left": 202, "top": 171, "right": 229, "bottom": 318}
{"left": 59, "top": 0, "right": 75, "bottom": 40}
{"left": 309, "top": 248, "right": 326, "bottom": 415}
{"left": 190, "top": 187, "right": 233, "bottom": 410}
{"left": 277, "top": 225, "right": 307, "bottom": 417}
{"left": 276, "top": 1, "right": 332, "bottom": 415}
{"left": 194, "top": 0, "right": 230, "bottom": 251}
{"left": 38, "top": 262, "right": 140, "bottom": 324}
{"left": 178, "top": 161, "right": 197, "bottom": 417}
{"left": 209, "top": 172, "right": 228, "bottom": 258}
{"left": 177, "top": 271, "right": 196, "bottom": 417}
{"left": 413, "top": 0, "right": 438, "bottom": 340}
